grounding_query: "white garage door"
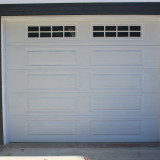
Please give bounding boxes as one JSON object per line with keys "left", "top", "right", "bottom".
{"left": 4, "top": 16, "right": 160, "bottom": 142}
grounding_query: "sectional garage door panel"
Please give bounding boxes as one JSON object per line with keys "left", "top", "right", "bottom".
{"left": 6, "top": 45, "right": 160, "bottom": 69}
{"left": 8, "top": 116, "right": 159, "bottom": 142}
{"left": 5, "top": 17, "right": 160, "bottom": 45}
{"left": 5, "top": 16, "right": 160, "bottom": 142}
{"left": 7, "top": 92, "right": 160, "bottom": 116}
{"left": 7, "top": 69, "right": 160, "bottom": 93}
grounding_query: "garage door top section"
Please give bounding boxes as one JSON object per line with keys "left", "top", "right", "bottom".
{"left": 5, "top": 16, "right": 160, "bottom": 45}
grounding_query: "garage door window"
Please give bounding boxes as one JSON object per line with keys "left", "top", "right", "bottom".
{"left": 28, "top": 25, "right": 76, "bottom": 38}
{"left": 93, "top": 25, "right": 141, "bottom": 38}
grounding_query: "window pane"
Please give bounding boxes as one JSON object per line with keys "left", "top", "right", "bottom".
{"left": 105, "top": 32, "right": 116, "bottom": 37}
{"left": 40, "top": 32, "right": 51, "bottom": 37}
{"left": 130, "top": 32, "right": 141, "bottom": 37}
{"left": 40, "top": 26, "right": 51, "bottom": 31}
{"left": 93, "top": 32, "right": 104, "bottom": 37}
{"left": 28, "top": 33, "right": 39, "bottom": 38}
{"left": 105, "top": 26, "right": 116, "bottom": 31}
{"left": 52, "top": 32, "right": 63, "bottom": 37}
{"left": 28, "top": 26, "right": 39, "bottom": 31}
{"left": 65, "top": 32, "right": 75, "bottom": 37}
{"left": 65, "top": 26, "right": 75, "bottom": 31}
{"left": 118, "top": 26, "right": 128, "bottom": 31}
{"left": 93, "top": 26, "right": 104, "bottom": 31}
{"left": 52, "top": 26, "right": 63, "bottom": 31}
{"left": 130, "top": 26, "right": 141, "bottom": 31}
{"left": 118, "top": 32, "right": 128, "bottom": 37}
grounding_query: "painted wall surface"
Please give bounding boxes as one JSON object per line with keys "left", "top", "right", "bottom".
{"left": 0, "top": 0, "right": 160, "bottom": 4}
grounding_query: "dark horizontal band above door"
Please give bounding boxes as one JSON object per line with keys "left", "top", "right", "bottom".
{"left": 0, "top": 3, "right": 160, "bottom": 16}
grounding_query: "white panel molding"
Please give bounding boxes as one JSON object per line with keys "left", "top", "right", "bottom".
{"left": 28, "top": 120, "right": 78, "bottom": 135}
{"left": 27, "top": 73, "right": 78, "bottom": 90}
{"left": 90, "top": 48, "right": 143, "bottom": 66}
{"left": 27, "top": 96, "right": 77, "bottom": 112}
{"left": 26, "top": 48, "right": 78, "bottom": 66}
{"left": 90, "top": 95, "right": 142, "bottom": 111}
{"left": 90, "top": 120, "right": 142, "bottom": 136}
{"left": 90, "top": 73, "right": 142, "bottom": 89}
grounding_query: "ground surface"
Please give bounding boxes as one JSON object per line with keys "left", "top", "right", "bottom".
{"left": 0, "top": 143, "right": 160, "bottom": 160}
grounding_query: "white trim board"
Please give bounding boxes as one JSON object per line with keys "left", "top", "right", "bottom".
{"left": 1, "top": 17, "right": 8, "bottom": 145}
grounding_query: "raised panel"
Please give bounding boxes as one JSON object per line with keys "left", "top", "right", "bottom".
{"left": 91, "top": 73, "right": 142, "bottom": 89}
{"left": 28, "top": 97, "right": 77, "bottom": 112}
{"left": 26, "top": 49, "right": 78, "bottom": 66}
{"left": 90, "top": 49, "right": 143, "bottom": 66}
{"left": 91, "top": 120, "right": 141, "bottom": 136}
{"left": 90, "top": 95, "right": 142, "bottom": 111}
{"left": 27, "top": 73, "right": 78, "bottom": 89}
{"left": 28, "top": 120, "right": 77, "bottom": 135}
{"left": 8, "top": 93, "right": 81, "bottom": 115}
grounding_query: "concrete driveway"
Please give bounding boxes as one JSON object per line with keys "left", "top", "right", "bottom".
{"left": 0, "top": 143, "right": 160, "bottom": 160}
